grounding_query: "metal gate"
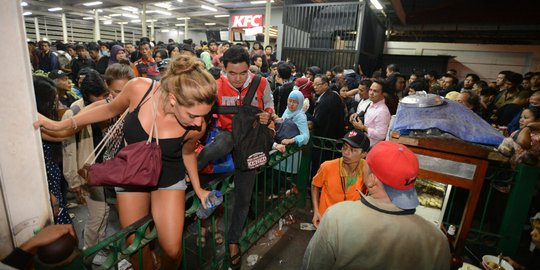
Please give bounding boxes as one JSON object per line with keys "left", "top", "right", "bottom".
{"left": 282, "top": 1, "right": 364, "bottom": 73}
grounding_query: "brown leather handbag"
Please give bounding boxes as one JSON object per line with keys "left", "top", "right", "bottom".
{"left": 78, "top": 83, "right": 162, "bottom": 187}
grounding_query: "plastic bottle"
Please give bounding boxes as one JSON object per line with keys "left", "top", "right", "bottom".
{"left": 196, "top": 190, "right": 223, "bottom": 219}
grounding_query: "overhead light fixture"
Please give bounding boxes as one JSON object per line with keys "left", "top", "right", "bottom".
{"left": 146, "top": 10, "right": 172, "bottom": 16}
{"left": 23, "top": 11, "right": 32, "bottom": 16}
{"left": 205, "top": 22, "right": 216, "bottom": 26}
{"left": 48, "top": 7, "right": 63, "bottom": 12}
{"left": 369, "top": 0, "right": 383, "bottom": 10}
{"left": 117, "top": 22, "right": 128, "bottom": 25}
{"left": 122, "top": 13, "right": 138, "bottom": 18}
{"left": 146, "top": 19, "right": 158, "bottom": 22}
{"left": 154, "top": 2, "right": 172, "bottom": 9}
{"left": 161, "top": 29, "right": 170, "bottom": 32}
{"left": 175, "top": 23, "right": 185, "bottom": 26}
{"left": 131, "top": 19, "right": 141, "bottom": 23}
{"left": 201, "top": 5, "right": 217, "bottom": 12}
{"left": 176, "top": 17, "right": 190, "bottom": 20}
{"left": 103, "top": 20, "right": 112, "bottom": 25}
{"left": 122, "top": 6, "right": 138, "bottom": 12}
{"left": 83, "top": 1, "right": 102, "bottom": 6}
{"left": 177, "top": 0, "right": 183, "bottom": 2}
{"left": 251, "top": 0, "right": 274, "bottom": 4}
{"left": 214, "top": 14, "right": 229, "bottom": 18}
{"left": 82, "top": 16, "right": 94, "bottom": 20}
{"left": 21, "top": 2, "right": 28, "bottom": 7}
{"left": 109, "top": 13, "right": 121, "bottom": 17}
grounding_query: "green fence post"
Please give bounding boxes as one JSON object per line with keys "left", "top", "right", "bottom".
{"left": 498, "top": 164, "right": 540, "bottom": 255}
{"left": 296, "top": 142, "right": 312, "bottom": 208}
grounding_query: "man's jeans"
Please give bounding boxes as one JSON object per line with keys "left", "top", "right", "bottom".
{"left": 196, "top": 130, "right": 256, "bottom": 244}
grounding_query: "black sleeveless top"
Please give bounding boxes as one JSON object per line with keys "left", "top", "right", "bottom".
{"left": 123, "top": 81, "right": 190, "bottom": 188}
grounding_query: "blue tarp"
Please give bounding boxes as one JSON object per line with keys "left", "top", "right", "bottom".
{"left": 392, "top": 100, "right": 504, "bottom": 146}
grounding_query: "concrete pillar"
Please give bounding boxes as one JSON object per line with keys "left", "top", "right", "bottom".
{"left": 184, "top": 19, "right": 188, "bottom": 40}
{"left": 34, "top": 17, "right": 40, "bottom": 41}
{"left": 61, "top": 13, "right": 68, "bottom": 43}
{"left": 94, "top": 9, "right": 101, "bottom": 41}
{"left": 141, "top": 3, "right": 147, "bottom": 37}
{"left": 264, "top": 0, "right": 271, "bottom": 46}
{"left": 150, "top": 19, "right": 154, "bottom": 42}
{"left": 0, "top": 0, "right": 53, "bottom": 258}
{"left": 120, "top": 23, "right": 125, "bottom": 43}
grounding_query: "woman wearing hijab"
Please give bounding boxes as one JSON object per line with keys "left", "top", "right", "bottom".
{"left": 108, "top": 45, "right": 128, "bottom": 66}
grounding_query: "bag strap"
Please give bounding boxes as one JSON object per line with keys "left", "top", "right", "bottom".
{"left": 83, "top": 109, "right": 129, "bottom": 165}
{"left": 212, "top": 75, "right": 262, "bottom": 114}
{"left": 147, "top": 84, "right": 159, "bottom": 145}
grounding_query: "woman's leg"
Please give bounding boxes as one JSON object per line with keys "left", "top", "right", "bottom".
{"left": 117, "top": 191, "right": 152, "bottom": 270}
{"left": 151, "top": 189, "right": 186, "bottom": 268}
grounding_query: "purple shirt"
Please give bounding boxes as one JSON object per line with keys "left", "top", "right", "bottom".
{"left": 364, "top": 99, "right": 391, "bottom": 146}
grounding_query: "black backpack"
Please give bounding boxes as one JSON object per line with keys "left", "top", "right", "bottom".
{"left": 215, "top": 76, "right": 274, "bottom": 171}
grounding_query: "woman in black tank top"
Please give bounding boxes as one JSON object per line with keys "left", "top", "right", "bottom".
{"left": 35, "top": 55, "right": 217, "bottom": 268}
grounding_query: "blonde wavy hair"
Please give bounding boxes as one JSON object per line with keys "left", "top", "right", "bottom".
{"left": 160, "top": 54, "right": 217, "bottom": 107}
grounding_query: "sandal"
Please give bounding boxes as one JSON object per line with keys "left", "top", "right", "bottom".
{"left": 228, "top": 243, "right": 241, "bottom": 270}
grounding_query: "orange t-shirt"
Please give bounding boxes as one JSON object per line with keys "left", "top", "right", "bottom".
{"left": 312, "top": 158, "right": 366, "bottom": 216}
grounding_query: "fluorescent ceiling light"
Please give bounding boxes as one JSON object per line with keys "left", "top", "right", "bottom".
{"left": 161, "top": 29, "right": 170, "bottom": 32}
{"left": 146, "top": 10, "right": 171, "bottom": 16}
{"left": 23, "top": 11, "right": 32, "bottom": 16}
{"left": 251, "top": 0, "right": 274, "bottom": 4}
{"left": 122, "top": 13, "right": 138, "bottom": 18}
{"left": 201, "top": 5, "right": 217, "bottom": 12}
{"left": 177, "top": 17, "right": 190, "bottom": 20}
{"left": 48, "top": 7, "right": 63, "bottom": 12}
{"left": 177, "top": 0, "right": 183, "bottom": 2}
{"left": 82, "top": 16, "right": 94, "bottom": 20}
{"left": 21, "top": 2, "right": 28, "bottom": 7}
{"left": 122, "top": 6, "right": 138, "bottom": 12}
{"left": 146, "top": 19, "right": 158, "bottom": 22}
{"left": 83, "top": 1, "right": 102, "bottom": 6}
{"left": 205, "top": 23, "right": 216, "bottom": 26}
{"left": 109, "top": 13, "right": 121, "bottom": 17}
{"left": 117, "top": 22, "right": 128, "bottom": 25}
{"left": 369, "top": 0, "right": 383, "bottom": 10}
{"left": 103, "top": 20, "right": 112, "bottom": 25}
{"left": 175, "top": 23, "right": 185, "bottom": 26}
{"left": 154, "top": 2, "right": 172, "bottom": 9}
{"left": 214, "top": 14, "right": 229, "bottom": 18}
{"left": 131, "top": 19, "right": 141, "bottom": 23}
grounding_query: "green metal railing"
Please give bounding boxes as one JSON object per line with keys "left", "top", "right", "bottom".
{"left": 57, "top": 141, "right": 316, "bottom": 270}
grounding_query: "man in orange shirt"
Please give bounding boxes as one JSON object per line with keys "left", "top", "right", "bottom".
{"left": 311, "top": 129, "right": 370, "bottom": 228}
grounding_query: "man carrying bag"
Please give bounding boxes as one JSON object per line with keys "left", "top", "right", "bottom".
{"left": 196, "top": 45, "right": 274, "bottom": 269}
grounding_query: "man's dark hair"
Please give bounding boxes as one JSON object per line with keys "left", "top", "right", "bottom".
{"left": 251, "top": 55, "right": 263, "bottom": 64}
{"left": 75, "top": 44, "right": 88, "bottom": 51}
{"left": 38, "top": 40, "right": 51, "bottom": 46}
{"left": 442, "top": 74, "right": 458, "bottom": 85}
{"left": 154, "top": 49, "right": 168, "bottom": 59}
{"left": 316, "top": 75, "right": 330, "bottom": 85}
{"left": 409, "top": 79, "right": 429, "bottom": 92}
{"left": 209, "top": 39, "right": 217, "bottom": 46}
{"left": 331, "top": 65, "right": 344, "bottom": 74}
{"left": 426, "top": 70, "right": 438, "bottom": 78}
{"left": 516, "top": 90, "right": 533, "bottom": 100}
{"left": 372, "top": 79, "right": 388, "bottom": 93}
{"left": 87, "top": 42, "right": 100, "bottom": 52}
{"left": 480, "top": 87, "right": 498, "bottom": 97}
{"left": 139, "top": 41, "right": 150, "bottom": 49}
{"left": 475, "top": 80, "right": 488, "bottom": 89}
{"left": 359, "top": 79, "right": 373, "bottom": 88}
{"left": 124, "top": 42, "right": 133, "bottom": 46}
{"left": 499, "top": 70, "right": 513, "bottom": 79}
{"left": 265, "top": 45, "right": 273, "bottom": 50}
{"left": 465, "top": 73, "right": 480, "bottom": 83}
{"left": 222, "top": 45, "right": 250, "bottom": 67}
{"left": 140, "top": 37, "right": 151, "bottom": 43}
{"left": 461, "top": 90, "right": 480, "bottom": 109}
{"left": 386, "top": 63, "right": 399, "bottom": 73}
{"left": 277, "top": 63, "right": 292, "bottom": 80}
{"left": 507, "top": 72, "right": 524, "bottom": 86}
{"left": 80, "top": 69, "right": 107, "bottom": 103}
{"left": 270, "top": 63, "right": 278, "bottom": 69}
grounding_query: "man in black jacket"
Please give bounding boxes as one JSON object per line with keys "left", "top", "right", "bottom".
{"left": 274, "top": 63, "right": 295, "bottom": 116}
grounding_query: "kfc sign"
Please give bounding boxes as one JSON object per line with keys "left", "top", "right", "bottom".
{"left": 232, "top": 14, "right": 263, "bottom": 28}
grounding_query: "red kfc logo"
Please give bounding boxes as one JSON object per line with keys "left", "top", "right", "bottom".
{"left": 231, "top": 14, "right": 264, "bottom": 28}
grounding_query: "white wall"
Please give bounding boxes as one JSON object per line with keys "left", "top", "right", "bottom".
{"left": 155, "top": 30, "right": 208, "bottom": 44}
{"left": 385, "top": 41, "right": 540, "bottom": 82}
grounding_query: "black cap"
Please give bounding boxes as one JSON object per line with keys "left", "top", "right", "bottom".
{"left": 339, "top": 129, "right": 370, "bottom": 152}
{"left": 48, "top": 70, "right": 68, "bottom": 80}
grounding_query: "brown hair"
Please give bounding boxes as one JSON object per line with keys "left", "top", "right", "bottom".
{"left": 160, "top": 55, "right": 217, "bottom": 107}
{"left": 104, "top": 63, "right": 135, "bottom": 85}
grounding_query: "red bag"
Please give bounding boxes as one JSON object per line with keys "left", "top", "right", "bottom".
{"left": 78, "top": 82, "right": 162, "bottom": 187}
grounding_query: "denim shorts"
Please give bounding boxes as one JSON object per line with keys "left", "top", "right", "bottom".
{"left": 114, "top": 178, "right": 188, "bottom": 192}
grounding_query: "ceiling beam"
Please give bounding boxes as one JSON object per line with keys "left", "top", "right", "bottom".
{"left": 390, "top": 0, "right": 406, "bottom": 25}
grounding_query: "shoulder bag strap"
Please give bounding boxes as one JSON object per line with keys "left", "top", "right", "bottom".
{"left": 242, "top": 75, "right": 261, "bottom": 106}
{"left": 82, "top": 109, "right": 129, "bottom": 165}
{"left": 147, "top": 81, "right": 159, "bottom": 145}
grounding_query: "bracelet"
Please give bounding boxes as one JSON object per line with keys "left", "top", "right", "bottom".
{"left": 70, "top": 116, "right": 78, "bottom": 130}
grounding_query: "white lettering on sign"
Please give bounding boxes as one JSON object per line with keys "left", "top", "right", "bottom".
{"left": 231, "top": 14, "right": 264, "bottom": 28}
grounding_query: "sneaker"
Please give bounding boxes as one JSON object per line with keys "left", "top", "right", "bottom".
{"left": 92, "top": 251, "right": 108, "bottom": 265}
{"left": 118, "top": 259, "right": 132, "bottom": 270}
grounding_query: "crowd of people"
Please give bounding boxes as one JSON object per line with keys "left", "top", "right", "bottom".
{"left": 24, "top": 35, "right": 540, "bottom": 269}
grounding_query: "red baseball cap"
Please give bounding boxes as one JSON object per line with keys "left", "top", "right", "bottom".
{"left": 367, "top": 141, "right": 420, "bottom": 209}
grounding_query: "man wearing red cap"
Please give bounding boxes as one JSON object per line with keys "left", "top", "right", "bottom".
{"left": 303, "top": 141, "right": 451, "bottom": 270}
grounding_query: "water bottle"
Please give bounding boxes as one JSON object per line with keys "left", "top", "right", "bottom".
{"left": 196, "top": 190, "right": 223, "bottom": 219}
